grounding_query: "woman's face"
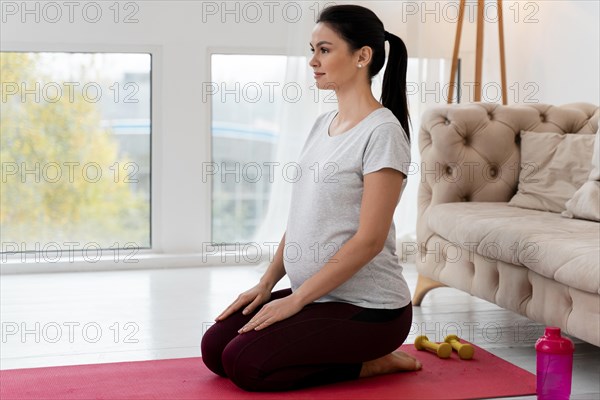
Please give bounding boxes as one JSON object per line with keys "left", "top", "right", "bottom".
{"left": 309, "top": 22, "right": 361, "bottom": 91}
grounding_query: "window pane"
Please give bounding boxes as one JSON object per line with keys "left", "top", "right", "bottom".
{"left": 0, "top": 52, "right": 151, "bottom": 254}
{"left": 210, "top": 54, "right": 287, "bottom": 244}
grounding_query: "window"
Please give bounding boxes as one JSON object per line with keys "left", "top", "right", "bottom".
{"left": 210, "top": 54, "right": 287, "bottom": 244}
{"left": 0, "top": 52, "right": 152, "bottom": 255}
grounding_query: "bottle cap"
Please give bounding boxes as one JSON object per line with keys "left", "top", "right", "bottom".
{"left": 535, "top": 327, "right": 575, "bottom": 354}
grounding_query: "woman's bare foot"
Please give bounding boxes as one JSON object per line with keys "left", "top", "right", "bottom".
{"left": 359, "top": 350, "right": 422, "bottom": 378}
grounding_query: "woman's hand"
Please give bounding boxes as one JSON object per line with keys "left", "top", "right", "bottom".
{"left": 238, "top": 294, "right": 304, "bottom": 334}
{"left": 215, "top": 282, "right": 273, "bottom": 322}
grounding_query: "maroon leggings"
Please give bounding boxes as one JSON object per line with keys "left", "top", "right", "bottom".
{"left": 200, "top": 288, "right": 413, "bottom": 392}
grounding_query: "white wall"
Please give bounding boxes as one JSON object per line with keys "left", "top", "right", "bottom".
{"left": 379, "top": 0, "right": 599, "bottom": 105}
{"left": 503, "top": 0, "right": 599, "bottom": 105}
{"left": 1, "top": 0, "right": 598, "bottom": 267}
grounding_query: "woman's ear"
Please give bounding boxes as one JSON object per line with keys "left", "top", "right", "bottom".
{"left": 357, "top": 46, "right": 373, "bottom": 67}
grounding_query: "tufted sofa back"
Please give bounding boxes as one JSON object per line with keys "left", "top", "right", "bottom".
{"left": 417, "top": 102, "right": 599, "bottom": 248}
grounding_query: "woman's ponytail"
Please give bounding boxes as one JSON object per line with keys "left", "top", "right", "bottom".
{"left": 381, "top": 32, "right": 411, "bottom": 142}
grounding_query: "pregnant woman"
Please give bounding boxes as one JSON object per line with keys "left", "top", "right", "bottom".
{"left": 201, "top": 4, "right": 420, "bottom": 392}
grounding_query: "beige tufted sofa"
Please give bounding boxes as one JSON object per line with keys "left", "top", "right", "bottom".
{"left": 413, "top": 102, "right": 600, "bottom": 347}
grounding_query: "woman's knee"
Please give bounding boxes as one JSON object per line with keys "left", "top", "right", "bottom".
{"left": 221, "top": 338, "right": 271, "bottom": 392}
{"left": 200, "top": 323, "right": 228, "bottom": 377}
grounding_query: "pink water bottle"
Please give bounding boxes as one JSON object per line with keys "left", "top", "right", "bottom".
{"left": 535, "top": 327, "right": 574, "bottom": 399}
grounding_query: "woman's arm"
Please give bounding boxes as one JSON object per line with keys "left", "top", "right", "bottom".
{"left": 258, "top": 232, "right": 288, "bottom": 291}
{"left": 215, "top": 232, "right": 287, "bottom": 321}
{"left": 238, "top": 168, "right": 404, "bottom": 332}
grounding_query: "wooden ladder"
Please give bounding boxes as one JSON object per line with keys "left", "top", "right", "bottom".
{"left": 448, "top": 0, "right": 508, "bottom": 104}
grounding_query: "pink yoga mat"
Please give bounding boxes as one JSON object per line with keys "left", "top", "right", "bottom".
{"left": 1, "top": 342, "right": 536, "bottom": 399}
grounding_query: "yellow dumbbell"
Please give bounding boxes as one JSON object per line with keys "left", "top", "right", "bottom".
{"left": 414, "top": 335, "right": 452, "bottom": 359}
{"left": 444, "top": 335, "right": 475, "bottom": 360}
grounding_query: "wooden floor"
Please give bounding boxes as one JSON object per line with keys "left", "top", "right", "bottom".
{"left": 1, "top": 263, "right": 598, "bottom": 399}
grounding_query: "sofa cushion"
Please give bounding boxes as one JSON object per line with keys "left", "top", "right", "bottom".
{"left": 562, "top": 129, "right": 600, "bottom": 221}
{"left": 508, "top": 131, "right": 596, "bottom": 213}
{"left": 562, "top": 181, "right": 600, "bottom": 222}
{"left": 427, "top": 202, "right": 600, "bottom": 295}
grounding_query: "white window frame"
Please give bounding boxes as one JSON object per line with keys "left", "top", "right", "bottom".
{"left": 0, "top": 42, "right": 162, "bottom": 273}
{"left": 205, "top": 46, "right": 288, "bottom": 246}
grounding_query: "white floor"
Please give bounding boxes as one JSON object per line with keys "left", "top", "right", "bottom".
{"left": 1, "top": 263, "right": 599, "bottom": 399}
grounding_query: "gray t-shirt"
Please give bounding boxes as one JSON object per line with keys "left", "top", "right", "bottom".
{"left": 283, "top": 107, "right": 412, "bottom": 309}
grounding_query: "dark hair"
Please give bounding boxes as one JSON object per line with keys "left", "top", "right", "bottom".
{"left": 316, "top": 5, "right": 411, "bottom": 141}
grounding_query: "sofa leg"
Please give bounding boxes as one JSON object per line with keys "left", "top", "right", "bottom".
{"left": 412, "top": 274, "right": 446, "bottom": 306}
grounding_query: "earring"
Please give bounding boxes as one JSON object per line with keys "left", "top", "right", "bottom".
{"left": 358, "top": 64, "right": 363, "bottom": 68}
